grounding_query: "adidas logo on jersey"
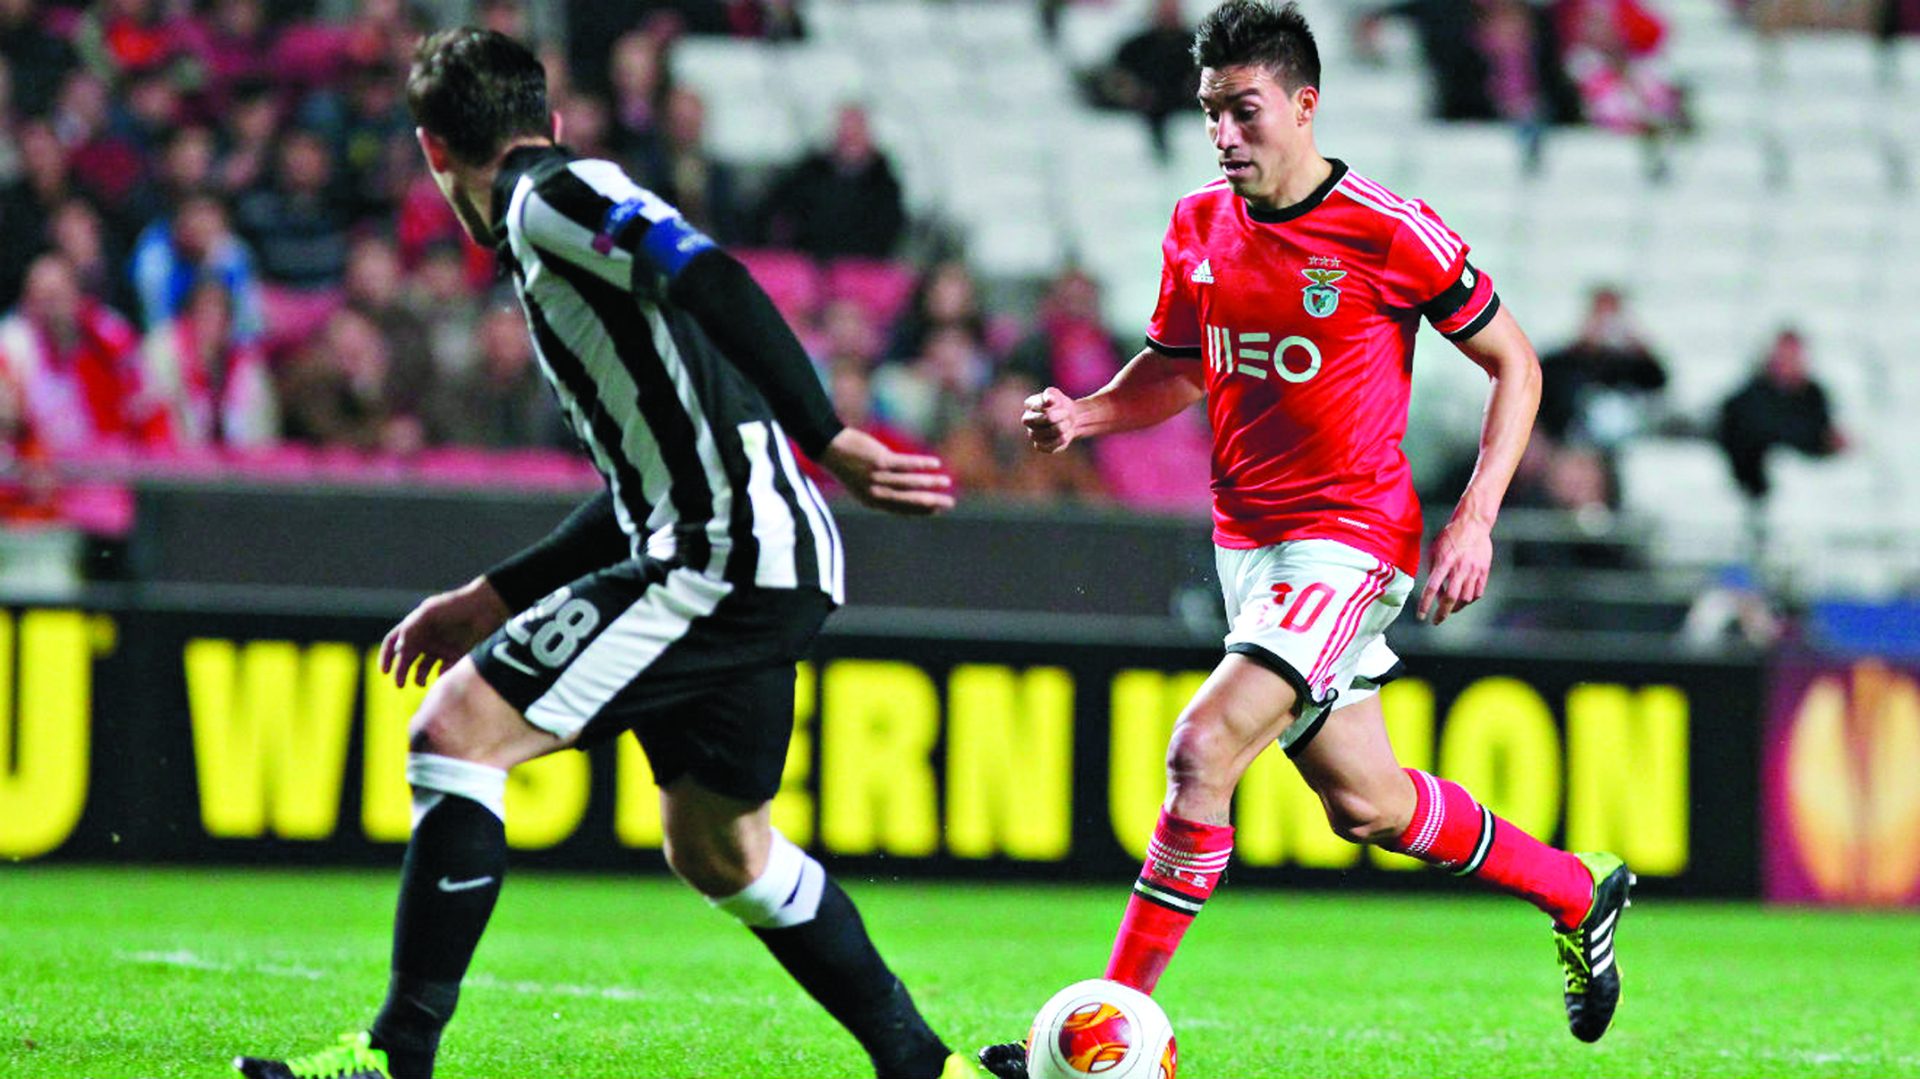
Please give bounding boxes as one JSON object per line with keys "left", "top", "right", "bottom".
{"left": 1192, "top": 259, "right": 1214, "bottom": 284}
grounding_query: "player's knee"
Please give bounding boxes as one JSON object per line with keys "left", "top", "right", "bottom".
{"left": 662, "top": 832, "right": 755, "bottom": 898}
{"left": 409, "top": 691, "right": 478, "bottom": 759}
{"left": 1321, "top": 788, "right": 1406, "bottom": 846}
{"left": 408, "top": 669, "right": 505, "bottom": 763}
{"left": 1165, "top": 716, "right": 1235, "bottom": 797}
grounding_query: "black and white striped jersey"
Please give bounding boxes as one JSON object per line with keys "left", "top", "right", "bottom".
{"left": 490, "top": 144, "right": 843, "bottom": 603}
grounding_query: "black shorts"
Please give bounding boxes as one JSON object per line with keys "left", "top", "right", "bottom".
{"left": 471, "top": 557, "right": 833, "bottom": 803}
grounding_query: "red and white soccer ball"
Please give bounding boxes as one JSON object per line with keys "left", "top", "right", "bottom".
{"left": 1026, "top": 979, "right": 1177, "bottom": 1079}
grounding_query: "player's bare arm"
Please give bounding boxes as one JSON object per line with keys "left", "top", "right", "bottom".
{"left": 819, "top": 428, "right": 956, "bottom": 515}
{"left": 381, "top": 489, "right": 629, "bottom": 686}
{"left": 379, "top": 577, "right": 512, "bottom": 688}
{"left": 1023, "top": 346, "right": 1205, "bottom": 453}
{"left": 1418, "top": 305, "right": 1542, "bottom": 625}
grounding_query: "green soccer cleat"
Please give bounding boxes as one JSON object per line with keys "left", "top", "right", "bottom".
{"left": 942, "top": 1050, "right": 997, "bottom": 1078}
{"left": 976, "top": 1039, "right": 1029, "bottom": 1079}
{"left": 1556, "top": 852, "right": 1635, "bottom": 1043}
{"left": 233, "top": 1032, "right": 392, "bottom": 1079}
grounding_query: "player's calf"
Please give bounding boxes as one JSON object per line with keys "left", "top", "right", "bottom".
{"left": 1385, "top": 767, "right": 1595, "bottom": 928}
{"left": 668, "top": 781, "right": 952, "bottom": 1079}
{"left": 705, "top": 828, "right": 953, "bottom": 1078}
{"left": 1318, "top": 782, "right": 1414, "bottom": 846}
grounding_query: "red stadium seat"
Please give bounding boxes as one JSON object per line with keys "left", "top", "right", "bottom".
{"left": 824, "top": 258, "right": 916, "bottom": 329}
{"left": 731, "top": 248, "right": 823, "bottom": 326}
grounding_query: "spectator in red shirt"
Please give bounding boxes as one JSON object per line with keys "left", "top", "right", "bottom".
{"left": 1553, "top": 0, "right": 1681, "bottom": 135}
{"left": 0, "top": 252, "right": 168, "bottom": 452}
{"left": 1006, "top": 267, "right": 1126, "bottom": 399}
{"left": 138, "top": 277, "right": 276, "bottom": 447}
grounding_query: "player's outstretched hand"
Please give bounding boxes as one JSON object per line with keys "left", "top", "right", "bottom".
{"left": 1023, "top": 386, "right": 1080, "bottom": 453}
{"left": 1418, "top": 516, "right": 1493, "bottom": 625}
{"left": 380, "top": 576, "right": 513, "bottom": 688}
{"left": 821, "top": 427, "right": 955, "bottom": 516}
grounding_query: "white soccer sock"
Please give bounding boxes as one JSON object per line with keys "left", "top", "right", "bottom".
{"left": 406, "top": 753, "right": 508, "bottom": 827}
{"left": 711, "top": 831, "right": 826, "bottom": 929}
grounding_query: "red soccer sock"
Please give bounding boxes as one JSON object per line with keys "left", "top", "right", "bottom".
{"left": 1393, "top": 768, "right": 1595, "bottom": 929}
{"left": 1104, "top": 810, "right": 1234, "bottom": 993}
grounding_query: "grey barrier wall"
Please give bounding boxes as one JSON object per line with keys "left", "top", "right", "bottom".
{"left": 128, "top": 481, "right": 1220, "bottom": 619}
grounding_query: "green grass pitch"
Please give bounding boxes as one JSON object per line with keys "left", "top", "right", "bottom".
{"left": 3, "top": 866, "right": 1916, "bottom": 1078}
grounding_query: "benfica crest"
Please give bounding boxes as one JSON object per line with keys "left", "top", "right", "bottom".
{"left": 1301, "top": 267, "right": 1346, "bottom": 318}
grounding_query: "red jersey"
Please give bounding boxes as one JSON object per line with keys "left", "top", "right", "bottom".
{"left": 1145, "top": 160, "right": 1500, "bottom": 575}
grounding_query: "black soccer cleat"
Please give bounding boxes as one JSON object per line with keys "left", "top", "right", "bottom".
{"left": 977, "top": 1039, "right": 1029, "bottom": 1079}
{"left": 1555, "top": 852, "right": 1635, "bottom": 1043}
{"left": 234, "top": 1032, "right": 393, "bottom": 1079}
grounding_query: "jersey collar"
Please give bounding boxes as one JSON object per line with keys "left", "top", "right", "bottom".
{"left": 1244, "top": 158, "right": 1348, "bottom": 224}
{"left": 489, "top": 143, "right": 572, "bottom": 250}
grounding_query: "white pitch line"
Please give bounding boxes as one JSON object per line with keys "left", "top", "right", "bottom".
{"left": 1717, "top": 1047, "right": 1920, "bottom": 1070}
{"left": 118, "top": 950, "right": 776, "bottom": 1009}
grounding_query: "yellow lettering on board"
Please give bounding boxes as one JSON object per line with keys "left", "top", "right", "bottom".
{"left": 1438, "top": 677, "right": 1563, "bottom": 842}
{"left": 1567, "top": 683, "right": 1689, "bottom": 875}
{"left": 615, "top": 731, "right": 662, "bottom": 850}
{"left": 0, "top": 611, "right": 95, "bottom": 859}
{"left": 1236, "top": 740, "right": 1359, "bottom": 869}
{"left": 1371, "top": 679, "right": 1435, "bottom": 870}
{"left": 361, "top": 655, "right": 429, "bottom": 843}
{"left": 819, "top": 661, "right": 939, "bottom": 856}
{"left": 946, "top": 665, "right": 1074, "bottom": 860}
{"left": 1108, "top": 670, "right": 1207, "bottom": 859}
{"left": 772, "top": 662, "right": 816, "bottom": 845}
{"left": 185, "top": 639, "right": 358, "bottom": 839}
{"left": 505, "top": 751, "right": 589, "bottom": 850}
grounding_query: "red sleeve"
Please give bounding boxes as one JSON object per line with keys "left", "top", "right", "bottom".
{"left": 1379, "top": 202, "right": 1501, "bottom": 341}
{"left": 1144, "top": 212, "right": 1201, "bottom": 357}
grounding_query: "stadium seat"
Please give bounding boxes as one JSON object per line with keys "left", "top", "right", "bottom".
{"left": 731, "top": 249, "right": 823, "bottom": 326}
{"left": 1055, "top": 2, "right": 1140, "bottom": 71}
{"left": 940, "top": 0, "right": 1047, "bottom": 52}
{"left": 1616, "top": 438, "right": 1751, "bottom": 566}
{"left": 1664, "top": 134, "right": 1777, "bottom": 197}
{"left": 769, "top": 44, "right": 870, "bottom": 137}
{"left": 1774, "top": 142, "right": 1896, "bottom": 200}
{"left": 847, "top": 1, "right": 940, "bottom": 48}
{"left": 1769, "top": 33, "right": 1884, "bottom": 96}
{"left": 824, "top": 258, "right": 918, "bottom": 329}
{"left": 1328, "top": 69, "right": 1426, "bottom": 127}
{"left": 1536, "top": 128, "right": 1652, "bottom": 187}
{"left": 672, "top": 37, "right": 775, "bottom": 98}
{"left": 970, "top": 217, "right": 1067, "bottom": 279}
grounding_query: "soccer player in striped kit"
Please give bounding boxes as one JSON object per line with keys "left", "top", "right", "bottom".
{"left": 236, "top": 27, "right": 985, "bottom": 1079}
{"left": 981, "top": 3, "right": 1631, "bottom": 1074}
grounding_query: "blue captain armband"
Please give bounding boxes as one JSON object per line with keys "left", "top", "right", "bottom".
{"left": 600, "top": 195, "right": 717, "bottom": 279}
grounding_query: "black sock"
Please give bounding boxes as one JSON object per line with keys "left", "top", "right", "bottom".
{"left": 368, "top": 796, "right": 506, "bottom": 1079}
{"left": 751, "top": 878, "right": 950, "bottom": 1079}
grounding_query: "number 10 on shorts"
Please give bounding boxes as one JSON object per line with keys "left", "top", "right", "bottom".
{"left": 1267, "top": 582, "right": 1334, "bottom": 633}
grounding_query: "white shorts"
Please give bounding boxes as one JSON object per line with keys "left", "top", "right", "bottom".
{"left": 1216, "top": 538, "right": 1413, "bottom": 755}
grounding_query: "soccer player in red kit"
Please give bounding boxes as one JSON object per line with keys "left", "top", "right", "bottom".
{"left": 979, "top": 3, "right": 1632, "bottom": 1074}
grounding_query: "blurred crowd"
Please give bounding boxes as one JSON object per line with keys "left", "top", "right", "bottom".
{"left": 0, "top": 0, "right": 1196, "bottom": 524}
{"left": 0, "top": 0, "right": 1857, "bottom": 535}
{"left": 1357, "top": 0, "right": 1687, "bottom": 145}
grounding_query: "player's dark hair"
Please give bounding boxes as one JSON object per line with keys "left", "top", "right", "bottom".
{"left": 1192, "top": 0, "right": 1321, "bottom": 92}
{"left": 407, "top": 27, "right": 550, "bottom": 166}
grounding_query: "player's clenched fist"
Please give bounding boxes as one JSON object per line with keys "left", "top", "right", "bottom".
{"left": 1023, "top": 386, "right": 1079, "bottom": 453}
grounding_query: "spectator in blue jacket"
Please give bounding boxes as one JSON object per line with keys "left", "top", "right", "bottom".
{"left": 129, "top": 189, "right": 264, "bottom": 341}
